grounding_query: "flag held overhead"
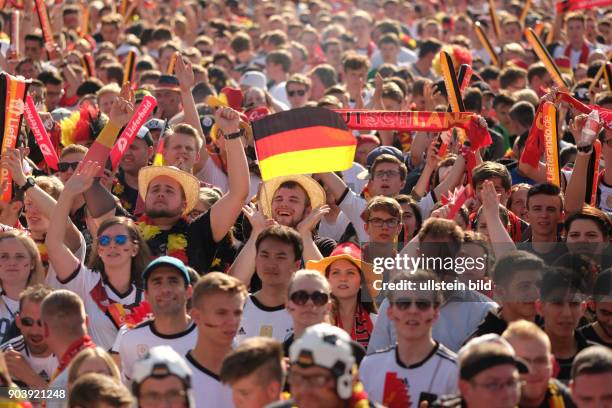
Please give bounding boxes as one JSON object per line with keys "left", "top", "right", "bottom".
{"left": 253, "top": 107, "right": 356, "bottom": 181}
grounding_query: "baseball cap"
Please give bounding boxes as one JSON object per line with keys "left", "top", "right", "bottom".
{"left": 240, "top": 71, "right": 267, "bottom": 90}
{"left": 366, "top": 146, "right": 404, "bottom": 168}
{"left": 142, "top": 256, "right": 191, "bottom": 287}
{"left": 137, "top": 126, "right": 153, "bottom": 146}
{"left": 145, "top": 118, "right": 165, "bottom": 131}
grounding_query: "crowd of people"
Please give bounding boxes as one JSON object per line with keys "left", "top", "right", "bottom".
{"left": 0, "top": 0, "right": 611, "bottom": 407}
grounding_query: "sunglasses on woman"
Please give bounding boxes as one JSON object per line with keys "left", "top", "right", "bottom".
{"left": 289, "top": 290, "right": 329, "bottom": 306}
{"left": 20, "top": 317, "right": 43, "bottom": 327}
{"left": 97, "top": 234, "right": 129, "bottom": 247}
{"left": 391, "top": 298, "right": 434, "bottom": 311}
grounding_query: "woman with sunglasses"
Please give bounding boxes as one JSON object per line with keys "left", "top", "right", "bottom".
{"left": 283, "top": 270, "right": 332, "bottom": 356}
{"left": 0, "top": 230, "right": 45, "bottom": 342}
{"left": 46, "top": 162, "right": 152, "bottom": 349}
{"left": 307, "top": 243, "right": 378, "bottom": 351}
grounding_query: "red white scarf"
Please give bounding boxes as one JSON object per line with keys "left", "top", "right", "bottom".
{"left": 52, "top": 335, "right": 96, "bottom": 379}
{"left": 335, "top": 303, "right": 374, "bottom": 350}
{"left": 564, "top": 42, "right": 590, "bottom": 65}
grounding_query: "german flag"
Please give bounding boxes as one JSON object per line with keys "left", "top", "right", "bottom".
{"left": 253, "top": 107, "right": 356, "bottom": 181}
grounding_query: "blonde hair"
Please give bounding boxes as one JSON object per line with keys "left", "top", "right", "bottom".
{"left": 502, "top": 320, "right": 551, "bottom": 351}
{"left": 0, "top": 230, "right": 44, "bottom": 287}
{"left": 67, "top": 347, "right": 121, "bottom": 387}
{"left": 287, "top": 269, "right": 331, "bottom": 296}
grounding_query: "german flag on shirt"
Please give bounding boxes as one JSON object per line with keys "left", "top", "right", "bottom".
{"left": 253, "top": 107, "right": 356, "bottom": 181}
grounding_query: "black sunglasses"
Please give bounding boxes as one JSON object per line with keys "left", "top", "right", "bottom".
{"left": 287, "top": 89, "right": 306, "bottom": 97}
{"left": 391, "top": 298, "right": 434, "bottom": 311}
{"left": 21, "top": 317, "right": 43, "bottom": 327}
{"left": 57, "top": 161, "right": 80, "bottom": 172}
{"left": 290, "top": 290, "right": 329, "bottom": 306}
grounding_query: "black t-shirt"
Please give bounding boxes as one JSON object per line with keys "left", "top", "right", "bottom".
{"left": 577, "top": 323, "right": 612, "bottom": 348}
{"left": 555, "top": 331, "right": 594, "bottom": 384}
{"left": 112, "top": 170, "right": 140, "bottom": 214}
{"left": 518, "top": 240, "right": 568, "bottom": 266}
{"left": 144, "top": 212, "right": 219, "bottom": 274}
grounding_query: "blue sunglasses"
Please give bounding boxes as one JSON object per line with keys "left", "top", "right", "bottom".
{"left": 98, "top": 234, "right": 129, "bottom": 247}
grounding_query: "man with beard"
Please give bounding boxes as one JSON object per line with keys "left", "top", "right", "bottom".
{"left": 578, "top": 270, "right": 612, "bottom": 348}
{"left": 470, "top": 251, "right": 544, "bottom": 339}
{"left": 107, "top": 105, "right": 249, "bottom": 273}
{"left": 185, "top": 272, "right": 247, "bottom": 408}
{"left": 0, "top": 285, "right": 56, "bottom": 388}
{"left": 111, "top": 256, "right": 197, "bottom": 382}
{"left": 113, "top": 127, "right": 153, "bottom": 213}
{"left": 503, "top": 320, "right": 575, "bottom": 408}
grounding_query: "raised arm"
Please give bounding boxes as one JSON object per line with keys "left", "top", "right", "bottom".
{"left": 174, "top": 53, "right": 208, "bottom": 172}
{"left": 297, "top": 205, "right": 329, "bottom": 262}
{"left": 83, "top": 84, "right": 135, "bottom": 217}
{"left": 227, "top": 204, "right": 275, "bottom": 284}
{"left": 208, "top": 107, "right": 250, "bottom": 242}
{"left": 411, "top": 141, "right": 440, "bottom": 198}
{"left": 433, "top": 154, "right": 465, "bottom": 199}
{"left": 565, "top": 114, "right": 595, "bottom": 213}
{"left": 2, "top": 148, "right": 81, "bottom": 251}
{"left": 481, "top": 180, "right": 515, "bottom": 257}
{"left": 46, "top": 161, "right": 101, "bottom": 281}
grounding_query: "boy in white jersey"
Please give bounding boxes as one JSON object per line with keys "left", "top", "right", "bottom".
{"left": 236, "top": 225, "right": 302, "bottom": 343}
{"left": 111, "top": 256, "right": 197, "bottom": 381}
{"left": 185, "top": 272, "right": 247, "bottom": 408}
{"left": 360, "top": 269, "right": 459, "bottom": 408}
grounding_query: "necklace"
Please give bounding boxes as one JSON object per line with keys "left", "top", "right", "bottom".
{"left": 137, "top": 214, "right": 188, "bottom": 262}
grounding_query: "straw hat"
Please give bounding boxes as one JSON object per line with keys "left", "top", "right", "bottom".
{"left": 259, "top": 175, "right": 326, "bottom": 219}
{"left": 138, "top": 166, "right": 200, "bottom": 216}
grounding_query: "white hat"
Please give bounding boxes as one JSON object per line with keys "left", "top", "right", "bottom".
{"left": 240, "top": 71, "right": 267, "bottom": 90}
{"left": 290, "top": 323, "right": 361, "bottom": 399}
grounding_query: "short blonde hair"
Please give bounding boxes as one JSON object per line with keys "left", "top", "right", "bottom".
{"left": 96, "top": 83, "right": 121, "bottom": 98}
{"left": 287, "top": 269, "right": 331, "bottom": 296}
{"left": 502, "top": 320, "right": 551, "bottom": 351}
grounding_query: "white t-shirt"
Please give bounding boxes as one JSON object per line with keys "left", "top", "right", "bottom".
{"left": 269, "top": 81, "right": 290, "bottom": 108}
{"left": 0, "top": 295, "right": 19, "bottom": 341}
{"left": 46, "top": 368, "right": 68, "bottom": 408}
{"left": 552, "top": 43, "right": 597, "bottom": 69}
{"left": 318, "top": 211, "right": 351, "bottom": 242}
{"left": 46, "top": 263, "right": 144, "bottom": 350}
{"left": 196, "top": 159, "right": 261, "bottom": 202}
{"left": 236, "top": 295, "right": 293, "bottom": 343}
{"left": 359, "top": 343, "right": 458, "bottom": 408}
{"left": 0, "top": 335, "right": 58, "bottom": 383}
{"left": 185, "top": 352, "right": 235, "bottom": 408}
{"left": 111, "top": 320, "right": 197, "bottom": 382}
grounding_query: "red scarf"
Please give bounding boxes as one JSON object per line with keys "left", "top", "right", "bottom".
{"left": 564, "top": 41, "right": 589, "bottom": 65}
{"left": 335, "top": 303, "right": 374, "bottom": 350}
{"left": 52, "top": 335, "right": 96, "bottom": 379}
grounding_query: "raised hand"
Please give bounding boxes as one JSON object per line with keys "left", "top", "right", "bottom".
{"left": 215, "top": 106, "right": 241, "bottom": 135}
{"left": 480, "top": 180, "right": 501, "bottom": 220}
{"left": 63, "top": 161, "right": 101, "bottom": 196}
{"left": 296, "top": 205, "right": 330, "bottom": 235}
{"left": 109, "top": 82, "right": 135, "bottom": 127}
{"left": 0, "top": 148, "right": 27, "bottom": 186}
{"left": 242, "top": 203, "right": 275, "bottom": 234}
{"left": 174, "top": 53, "right": 195, "bottom": 91}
